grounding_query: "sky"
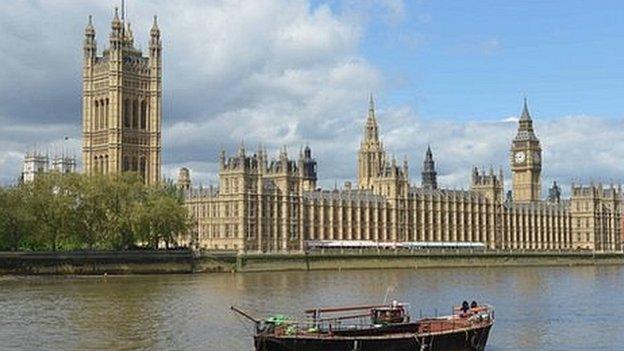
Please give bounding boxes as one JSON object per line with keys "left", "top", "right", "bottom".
{"left": 1, "top": 0, "right": 624, "bottom": 195}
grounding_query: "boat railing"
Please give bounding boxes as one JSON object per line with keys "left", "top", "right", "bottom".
{"left": 255, "top": 303, "right": 493, "bottom": 337}
{"left": 260, "top": 319, "right": 382, "bottom": 336}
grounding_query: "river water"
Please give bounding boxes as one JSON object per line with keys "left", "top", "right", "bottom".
{"left": 1, "top": 265, "right": 623, "bottom": 350}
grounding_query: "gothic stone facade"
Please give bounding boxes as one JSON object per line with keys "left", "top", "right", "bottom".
{"left": 182, "top": 98, "right": 621, "bottom": 252}
{"left": 82, "top": 10, "right": 162, "bottom": 184}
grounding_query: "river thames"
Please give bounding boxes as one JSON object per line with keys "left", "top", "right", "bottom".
{"left": 1, "top": 265, "right": 623, "bottom": 350}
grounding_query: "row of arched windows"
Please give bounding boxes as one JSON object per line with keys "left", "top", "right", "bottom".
{"left": 93, "top": 99, "right": 109, "bottom": 130}
{"left": 93, "top": 98, "right": 148, "bottom": 131}
{"left": 123, "top": 99, "right": 148, "bottom": 130}
{"left": 123, "top": 156, "right": 148, "bottom": 180}
{"left": 92, "top": 154, "right": 148, "bottom": 182}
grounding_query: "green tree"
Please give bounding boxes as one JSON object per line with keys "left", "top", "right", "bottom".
{"left": 0, "top": 187, "right": 35, "bottom": 251}
{"left": 0, "top": 172, "right": 190, "bottom": 251}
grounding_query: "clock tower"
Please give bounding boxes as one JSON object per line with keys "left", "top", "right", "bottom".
{"left": 511, "top": 98, "right": 542, "bottom": 203}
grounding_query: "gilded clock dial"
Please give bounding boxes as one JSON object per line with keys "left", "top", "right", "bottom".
{"left": 514, "top": 151, "right": 525, "bottom": 163}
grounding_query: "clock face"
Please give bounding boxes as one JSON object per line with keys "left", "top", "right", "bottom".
{"left": 514, "top": 151, "right": 526, "bottom": 163}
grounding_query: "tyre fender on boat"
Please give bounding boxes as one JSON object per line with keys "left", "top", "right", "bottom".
{"left": 469, "top": 332, "right": 486, "bottom": 351}
{"left": 470, "top": 334, "right": 479, "bottom": 348}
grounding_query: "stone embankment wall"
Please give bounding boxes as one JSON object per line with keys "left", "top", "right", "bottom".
{"left": 0, "top": 250, "right": 621, "bottom": 275}
{"left": 235, "top": 250, "right": 624, "bottom": 272}
{"left": 0, "top": 250, "right": 196, "bottom": 275}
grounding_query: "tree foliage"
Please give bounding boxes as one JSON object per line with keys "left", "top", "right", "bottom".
{"left": 0, "top": 173, "right": 189, "bottom": 251}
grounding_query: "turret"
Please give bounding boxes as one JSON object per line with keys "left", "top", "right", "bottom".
{"left": 178, "top": 167, "right": 191, "bottom": 191}
{"left": 298, "top": 145, "right": 317, "bottom": 191}
{"left": 83, "top": 15, "right": 96, "bottom": 63}
{"left": 148, "top": 14, "right": 162, "bottom": 184}
{"left": 124, "top": 22, "right": 134, "bottom": 47}
{"left": 109, "top": 7, "right": 123, "bottom": 51}
{"left": 219, "top": 148, "right": 226, "bottom": 169}
{"left": 470, "top": 167, "right": 504, "bottom": 203}
{"left": 150, "top": 15, "right": 161, "bottom": 55}
{"left": 402, "top": 155, "right": 409, "bottom": 181}
{"left": 421, "top": 145, "right": 438, "bottom": 190}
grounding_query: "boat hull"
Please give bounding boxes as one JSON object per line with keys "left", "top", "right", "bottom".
{"left": 254, "top": 324, "right": 492, "bottom": 351}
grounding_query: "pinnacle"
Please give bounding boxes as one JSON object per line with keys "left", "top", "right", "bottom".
{"left": 520, "top": 97, "right": 531, "bottom": 121}
{"left": 151, "top": 15, "right": 160, "bottom": 31}
{"left": 85, "top": 15, "right": 95, "bottom": 34}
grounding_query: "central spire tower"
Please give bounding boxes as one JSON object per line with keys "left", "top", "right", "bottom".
{"left": 357, "top": 94, "right": 385, "bottom": 189}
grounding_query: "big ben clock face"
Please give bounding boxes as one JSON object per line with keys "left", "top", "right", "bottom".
{"left": 514, "top": 151, "right": 526, "bottom": 163}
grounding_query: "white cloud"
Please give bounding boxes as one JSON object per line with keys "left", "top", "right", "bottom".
{"left": 370, "top": 109, "right": 624, "bottom": 196}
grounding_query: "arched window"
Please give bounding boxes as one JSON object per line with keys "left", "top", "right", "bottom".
{"left": 133, "top": 100, "right": 139, "bottom": 129}
{"left": 123, "top": 99, "right": 130, "bottom": 127}
{"left": 94, "top": 100, "right": 99, "bottom": 130}
{"left": 104, "top": 99, "right": 109, "bottom": 129}
{"left": 99, "top": 99, "right": 105, "bottom": 130}
{"left": 123, "top": 156, "right": 130, "bottom": 172}
{"left": 94, "top": 156, "right": 99, "bottom": 173}
{"left": 104, "top": 155, "right": 109, "bottom": 174}
{"left": 140, "top": 101, "right": 147, "bottom": 130}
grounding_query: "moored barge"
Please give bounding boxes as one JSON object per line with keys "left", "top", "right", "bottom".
{"left": 232, "top": 300, "right": 494, "bottom": 351}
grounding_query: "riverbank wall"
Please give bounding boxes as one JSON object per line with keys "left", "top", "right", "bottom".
{"left": 0, "top": 250, "right": 622, "bottom": 275}
{"left": 0, "top": 250, "right": 197, "bottom": 275}
{"left": 234, "top": 250, "right": 624, "bottom": 272}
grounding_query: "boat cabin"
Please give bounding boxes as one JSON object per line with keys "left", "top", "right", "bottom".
{"left": 370, "top": 303, "right": 410, "bottom": 324}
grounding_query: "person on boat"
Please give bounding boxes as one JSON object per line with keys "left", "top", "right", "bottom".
{"left": 461, "top": 301, "right": 470, "bottom": 314}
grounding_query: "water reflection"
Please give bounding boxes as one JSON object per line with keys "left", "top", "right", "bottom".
{"left": 1, "top": 266, "right": 623, "bottom": 350}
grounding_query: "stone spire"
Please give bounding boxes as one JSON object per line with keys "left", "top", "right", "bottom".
{"left": 150, "top": 15, "right": 161, "bottom": 55}
{"left": 421, "top": 145, "right": 438, "bottom": 190}
{"left": 110, "top": 7, "right": 123, "bottom": 49}
{"left": 520, "top": 97, "right": 531, "bottom": 121}
{"left": 363, "top": 92, "right": 379, "bottom": 143}
{"left": 514, "top": 97, "right": 538, "bottom": 142}
{"left": 84, "top": 15, "right": 96, "bottom": 61}
{"left": 150, "top": 15, "right": 160, "bottom": 37}
{"left": 112, "top": 7, "right": 122, "bottom": 29}
{"left": 219, "top": 147, "right": 226, "bottom": 169}
{"left": 85, "top": 15, "right": 95, "bottom": 35}
{"left": 237, "top": 139, "right": 246, "bottom": 157}
{"left": 548, "top": 180, "right": 562, "bottom": 203}
{"left": 124, "top": 22, "right": 134, "bottom": 47}
{"left": 357, "top": 93, "right": 385, "bottom": 189}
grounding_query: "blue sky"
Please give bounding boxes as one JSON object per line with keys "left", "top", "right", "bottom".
{"left": 334, "top": 0, "right": 624, "bottom": 121}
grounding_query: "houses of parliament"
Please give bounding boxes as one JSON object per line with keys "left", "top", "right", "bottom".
{"left": 77, "top": 10, "right": 621, "bottom": 253}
